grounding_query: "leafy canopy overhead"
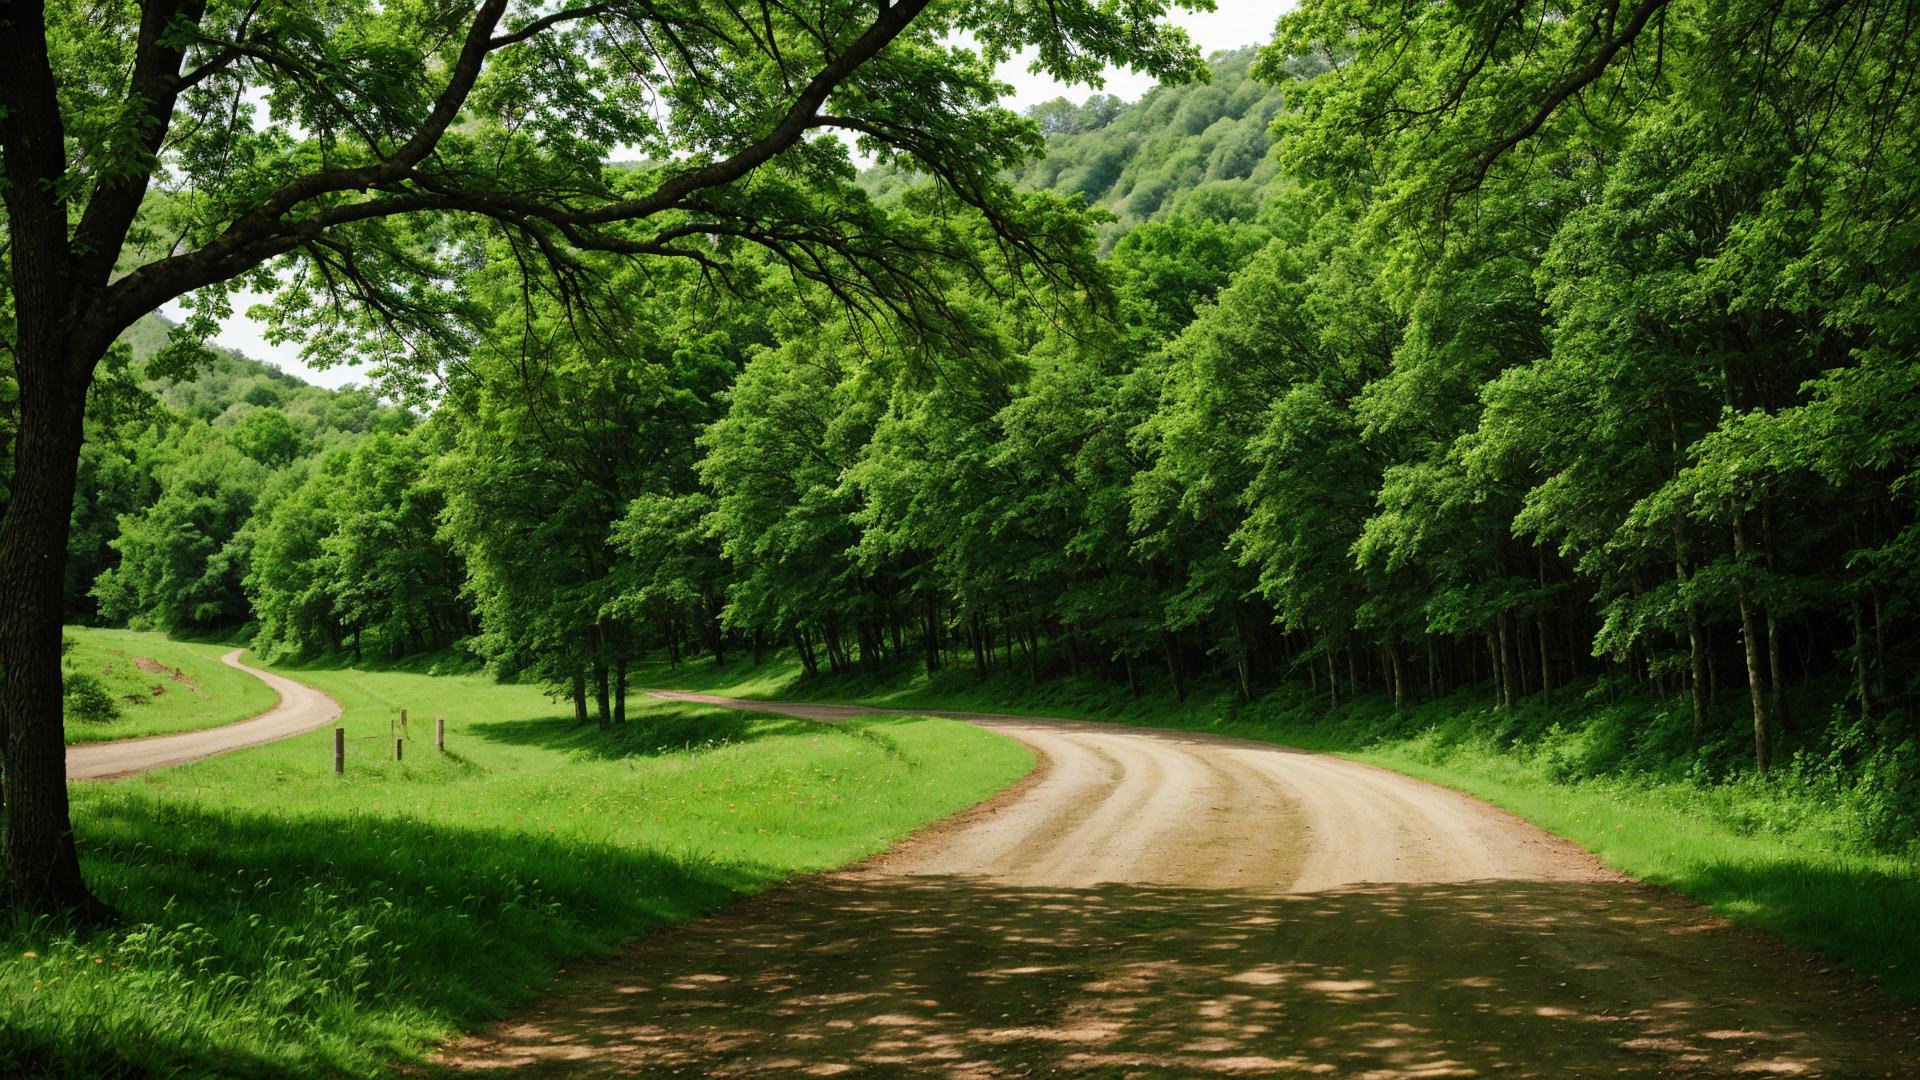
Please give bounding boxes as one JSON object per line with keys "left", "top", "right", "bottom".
{"left": 8, "top": 0, "right": 1215, "bottom": 391}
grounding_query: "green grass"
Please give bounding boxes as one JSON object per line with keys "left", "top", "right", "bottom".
{"left": 61, "top": 627, "right": 278, "bottom": 744}
{"left": 3, "top": 657, "right": 1033, "bottom": 1078}
{"left": 642, "top": 654, "right": 1920, "bottom": 1003}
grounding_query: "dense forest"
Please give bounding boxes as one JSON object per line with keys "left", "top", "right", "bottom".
{"left": 57, "top": 1, "right": 1920, "bottom": 854}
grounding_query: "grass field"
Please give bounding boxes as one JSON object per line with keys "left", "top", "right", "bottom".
{"left": 60, "top": 627, "right": 277, "bottom": 743}
{"left": 3, "top": 657, "right": 1032, "bottom": 1077}
{"left": 642, "top": 654, "right": 1920, "bottom": 1003}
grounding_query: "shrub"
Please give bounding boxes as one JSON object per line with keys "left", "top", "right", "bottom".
{"left": 63, "top": 673, "right": 121, "bottom": 724}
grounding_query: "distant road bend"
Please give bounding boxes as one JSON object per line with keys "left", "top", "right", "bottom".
{"left": 445, "top": 691, "right": 1920, "bottom": 1078}
{"left": 66, "top": 650, "right": 341, "bottom": 780}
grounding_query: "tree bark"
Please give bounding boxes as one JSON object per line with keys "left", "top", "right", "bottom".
{"left": 1535, "top": 616, "right": 1552, "bottom": 704}
{"left": 1498, "top": 613, "right": 1518, "bottom": 707}
{"left": 572, "top": 670, "right": 589, "bottom": 725}
{"left": 0, "top": 359, "right": 103, "bottom": 917}
{"left": 922, "top": 593, "right": 940, "bottom": 675}
{"left": 614, "top": 658, "right": 627, "bottom": 725}
{"left": 1162, "top": 632, "right": 1186, "bottom": 703}
{"left": 593, "top": 664, "right": 612, "bottom": 730}
{"left": 1761, "top": 497, "right": 1788, "bottom": 736}
{"left": 1731, "top": 512, "right": 1773, "bottom": 774}
{"left": 1426, "top": 635, "right": 1442, "bottom": 700}
{"left": 1387, "top": 639, "right": 1406, "bottom": 711}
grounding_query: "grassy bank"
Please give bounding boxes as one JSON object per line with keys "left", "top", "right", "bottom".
{"left": 643, "top": 654, "right": 1920, "bottom": 1003}
{"left": 60, "top": 627, "right": 277, "bottom": 743}
{"left": 4, "top": 659, "right": 1032, "bottom": 1077}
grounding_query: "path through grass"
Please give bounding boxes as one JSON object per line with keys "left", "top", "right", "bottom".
{"left": 3, "top": 659, "right": 1031, "bottom": 1077}
{"left": 646, "top": 656, "right": 1920, "bottom": 1003}
{"left": 61, "top": 627, "right": 276, "bottom": 743}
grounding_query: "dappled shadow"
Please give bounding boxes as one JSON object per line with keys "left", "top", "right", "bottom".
{"left": 444, "top": 873, "right": 1920, "bottom": 1078}
{"left": 466, "top": 708, "right": 846, "bottom": 761}
{"left": 4, "top": 795, "right": 774, "bottom": 1078}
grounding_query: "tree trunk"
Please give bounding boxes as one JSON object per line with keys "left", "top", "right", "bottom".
{"left": 1731, "top": 512, "right": 1773, "bottom": 774}
{"left": 1761, "top": 497, "right": 1788, "bottom": 735}
{"left": 1233, "top": 614, "right": 1252, "bottom": 701}
{"left": 1387, "top": 639, "right": 1406, "bottom": 711}
{"left": 1535, "top": 616, "right": 1552, "bottom": 704}
{"left": 1326, "top": 641, "right": 1340, "bottom": 710}
{"left": 1162, "top": 633, "right": 1186, "bottom": 703}
{"left": 1425, "top": 635, "right": 1441, "bottom": 700}
{"left": 1686, "top": 601, "right": 1709, "bottom": 741}
{"left": 593, "top": 664, "right": 612, "bottom": 731}
{"left": 572, "top": 670, "right": 589, "bottom": 726}
{"left": 614, "top": 658, "right": 627, "bottom": 725}
{"left": 793, "top": 628, "right": 819, "bottom": 677}
{"left": 1346, "top": 631, "right": 1361, "bottom": 701}
{"left": 1849, "top": 596, "right": 1871, "bottom": 718}
{"left": 0, "top": 360, "right": 104, "bottom": 916}
{"left": 1497, "top": 613, "right": 1517, "bottom": 708}
{"left": 1123, "top": 652, "right": 1139, "bottom": 698}
{"left": 970, "top": 611, "right": 988, "bottom": 679}
{"left": 922, "top": 594, "right": 940, "bottom": 675}
{"left": 1487, "top": 629, "right": 1505, "bottom": 708}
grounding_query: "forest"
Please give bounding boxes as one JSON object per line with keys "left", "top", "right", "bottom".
{"left": 45, "top": 1, "right": 1920, "bottom": 860}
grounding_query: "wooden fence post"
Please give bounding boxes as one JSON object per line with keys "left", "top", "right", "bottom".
{"left": 435, "top": 714, "right": 445, "bottom": 752}
{"left": 334, "top": 727, "right": 344, "bottom": 774}
{"left": 395, "top": 737, "right": 404, "bottom": 762}
{"left": 399, "top": 708, "right": 408, "bottom": 737}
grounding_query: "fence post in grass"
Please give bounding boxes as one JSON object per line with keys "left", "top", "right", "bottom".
{"left": 435, "top": 714, "right": 445, "bottom": 752}
{"left": 395, "top": 737, "right": 404, "bottom": 762}
{"left": 400, "top": 708, "right": 408, "bottom": 737}
{"left": 334, "top": 727, "right": 345, "bottom": 774}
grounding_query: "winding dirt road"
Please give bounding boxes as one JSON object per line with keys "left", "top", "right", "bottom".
{"left": 66, "top": 649, "right": 341, "bottom": 780}
{"left": 444, "top": 693, "right": 1920, "bottom": 1077}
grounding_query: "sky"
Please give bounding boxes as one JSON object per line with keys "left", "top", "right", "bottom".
{"left": 162, "top": 2, "right": 1287, "bottom": 390}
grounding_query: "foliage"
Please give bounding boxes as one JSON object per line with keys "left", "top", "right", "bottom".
{"left": 59, "top": 673, "right": 119, "bottom": 725}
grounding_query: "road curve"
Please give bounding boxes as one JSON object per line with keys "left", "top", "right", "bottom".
{"left": 66, "top": 650, "right": 341, "bottom": 780}
{"left": 443, "top": 692, "right": 1920, "bottom": 1078}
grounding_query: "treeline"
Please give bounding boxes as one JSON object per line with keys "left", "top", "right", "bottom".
{"left": 687, "top": 0, "right": 1920, "bottom": 789}
{"left": 66, "top": 318, "right": 418, "bottom": 634}
{"left": 79, "top": 0, "right": 1920, "bottom": 803}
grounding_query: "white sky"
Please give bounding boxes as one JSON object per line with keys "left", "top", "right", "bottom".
{"left": 162, "top": 2, "right": 1288, "bottom": 391}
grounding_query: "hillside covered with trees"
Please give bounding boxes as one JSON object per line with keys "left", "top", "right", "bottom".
{"left": 56, "top": 4, "right": 1920, "bottom": 861}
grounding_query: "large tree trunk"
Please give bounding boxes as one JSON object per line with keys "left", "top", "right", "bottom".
{"left": 593, "top": 663, "right": 612, "bottom": 730}
{"left": 572, "top": 671, "right": 589, "bottom": 725}
{"left": 0, "top": 358, "right": 104, "bottom": 917}
{"left": 614, "top": 658, "right": 627, "bottom": 725}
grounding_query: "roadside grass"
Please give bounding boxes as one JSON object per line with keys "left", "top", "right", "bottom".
{"left": 60, "top": 627, "right": 277, "bottom": 743}
{"left": 642, "top": 654, "right": 1920, "bottom": 1003}
{"left": 2, "top": 659, "right": 1032, "bottom": 1078}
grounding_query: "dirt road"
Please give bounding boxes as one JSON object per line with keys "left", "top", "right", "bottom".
{"left": 66, "top": 650, "right": 341, "bottom": 780}
{"left": 444, "top": 693, "right": 1920, "bottom": 1077}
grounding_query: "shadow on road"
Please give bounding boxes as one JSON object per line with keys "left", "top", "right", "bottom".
{"left": 443, "top": 872, "right": 1920, "bottom": 1077}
